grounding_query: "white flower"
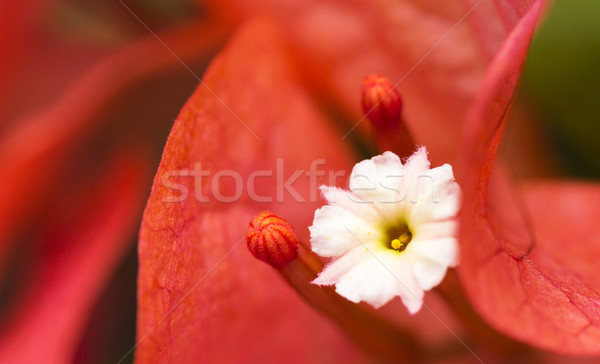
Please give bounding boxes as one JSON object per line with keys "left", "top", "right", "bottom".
{"left": 309, "top": 147, "right": 460, "bottom": 314}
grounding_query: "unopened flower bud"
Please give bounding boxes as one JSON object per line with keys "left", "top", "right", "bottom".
{"left": 247, "top": 211, "right": 298, "bottom": 268}
{"left": 361, "top": 74, "right": 415, "bottom": 158}
{"left": 361, "top": 74, "right": 403, "bottom": 129}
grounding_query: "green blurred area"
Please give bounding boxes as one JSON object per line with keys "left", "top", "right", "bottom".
{"left": 521, "top": 0, "right": 600, "bottom": 179}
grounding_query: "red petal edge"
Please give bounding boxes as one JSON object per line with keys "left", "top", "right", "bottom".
{"left": 135, "top": 18, "right": 366, "bottom": 364}
{"left": 459, "top": 0, "right": 600, "bottom": 354}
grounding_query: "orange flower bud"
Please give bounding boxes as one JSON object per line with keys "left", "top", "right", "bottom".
{"left": 247, "top": 211, "right": 298, "bottom": 268}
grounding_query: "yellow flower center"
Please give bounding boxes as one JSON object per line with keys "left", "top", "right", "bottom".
{"left": 390, "top": 232, "right": 411, "bottom": 250}
{"left": 385, "top": 221, "right": 412, "bottom": 252}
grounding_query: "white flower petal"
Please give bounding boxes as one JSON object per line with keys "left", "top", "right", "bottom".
{"left": 413, "top": 220, "right": 457, "bottom": 240}
{"left": 408, "top": 237, "right": 459, "bottom": 267}
{"left": 310, "top": 205, "right": 383, "bottom": 257}
{"left": 349, "top": 152, "right": 406, "bottom": 207}
{"left": 412, "top": 257, "right": 448, "bottom": 290}
{"left": 334, "top": 257, "right": 396, "bottom": 309}
{"left": 408, "top": 164, "right": 461, "bottom": 225}
{"left": 335, "top": 252, "right": 424, "bottom": 313}
{"left": 312, "top": 247, "right": 372, "bottom": 286}
{"left": 349, "top": 157, "right": 379, "bottom": 192}
{"left": 386, "top": 253, "right": 425, "bottom": 314}
{"left": 319, "top": 185, "right": 381, "bottom": 223}
{"left": 401, "top": 147, "right": 431, "bottom": 199}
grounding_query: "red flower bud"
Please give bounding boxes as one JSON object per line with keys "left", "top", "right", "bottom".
{"left": 247, "top": 211, "right": 298, "bottom": 268}
{"left": 361, "top": 74, "right": 414, "bottom": 158}
{"left": 361, "top": 74, "right": 403, "bottom": 129}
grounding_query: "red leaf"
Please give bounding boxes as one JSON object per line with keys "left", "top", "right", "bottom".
{"left": 458, "top": 0, "right": 600, "bottom": 354}
{"left": 136, "top": 19, "right": 367, "bottom": 363}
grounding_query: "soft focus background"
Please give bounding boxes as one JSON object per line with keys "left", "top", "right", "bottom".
{"left": 0, "top": 0, "right": 598, "bottom": 363}
{"left": 504, "top": 0, "right": 600, "bottom": 180}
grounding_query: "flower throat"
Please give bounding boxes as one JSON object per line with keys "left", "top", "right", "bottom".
{"left": 386, "top": 222, "right": 412, "bottom": 252}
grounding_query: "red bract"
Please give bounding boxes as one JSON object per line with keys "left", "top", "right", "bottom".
{"left": 206, "top": 0, "right": 504, "bottom": 163}
{"left": 0, "top": 153, "right": 147, "bottom": 364}
{"left": 135, "top": 1, "right": 573, "bottom": 363}
{"left": 0, "top": 20, "right": 225, "bottom": 258}
{"left": 458, "top": 0, "right": 600, "bottom": 354}
{"left": 136, "top": 20, "right": 365, "bottom": 363}
{"left": 0, "top": 7, "right": 228, "bottom": 363}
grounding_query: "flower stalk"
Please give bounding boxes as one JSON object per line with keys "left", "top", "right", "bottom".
{"left": 361, "top": 74, "right": 415, "bottom": 158}
{"left": 247, "top": 213, "right": 421, "bottom": 361}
